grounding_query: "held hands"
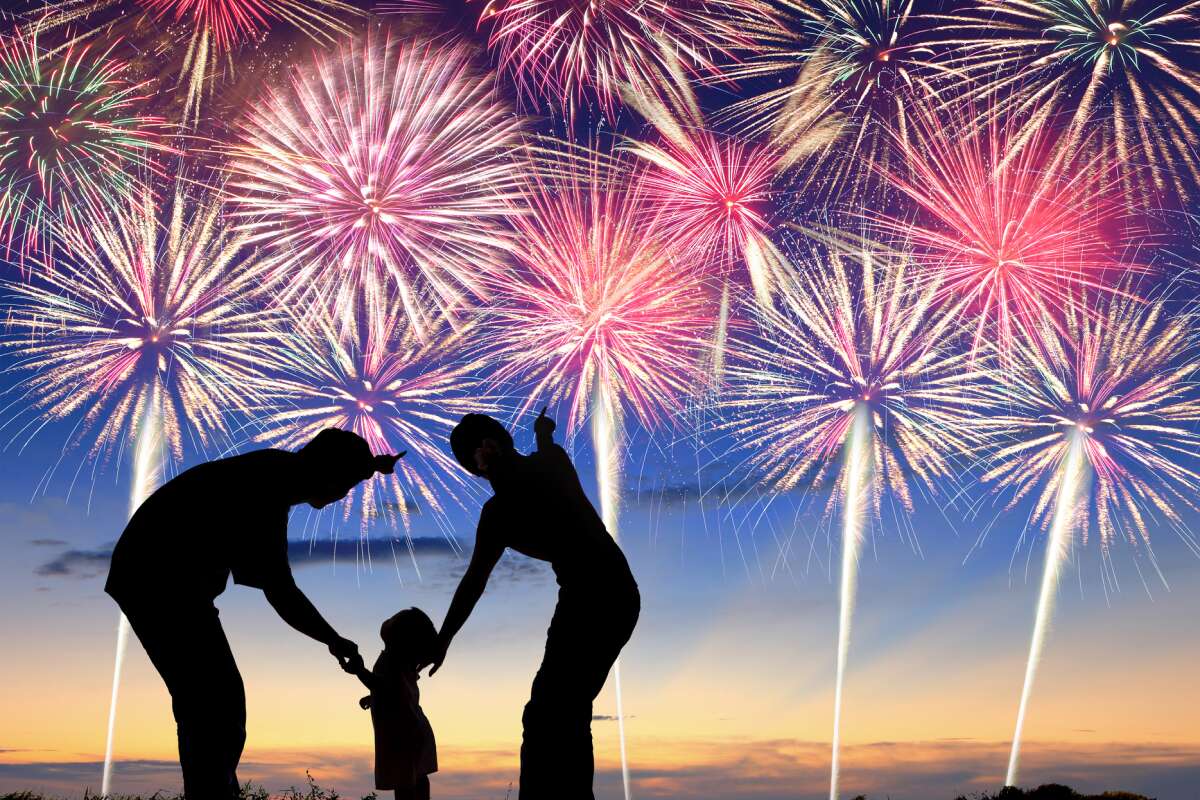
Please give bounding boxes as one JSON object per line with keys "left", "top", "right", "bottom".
{"left": 329, "top": 636, "right": 362, "bottom": 674}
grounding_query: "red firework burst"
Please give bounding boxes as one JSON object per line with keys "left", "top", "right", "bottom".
{"left": 875, "top": 102, "right": 1137, "bottom": 355}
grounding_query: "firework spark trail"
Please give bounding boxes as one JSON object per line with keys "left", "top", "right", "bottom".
{"left": 829, "top": 402, "right": 870, "bottom": 800}
{"left": 931, "top": 0, "right": 1200, "bottom": 200}
{"left": 1005, "top": 431, "right": 1087, "bottom": 787}
{"left": 0, "top": 186, "right": 280, "bottom": 461}
{"left": 35, "top": 0, "right": 360, "bottom": 125}
{"left": 0, "top": 24, "right": 171, "bottom": 266}
{"left": 876, "top": 99, "right": 1132, "bottom": 357}
{"left": 476, "top": 0, "right": 763, "bottom": 117}
{"left": 0, "top": 184, "right": 278, "bottom": 793}
{"left": 981, "top": 293, "right": 1200, "bottom": 787}
{"left": 720, "top": 242, "right": 995, "bottom": 799}
{"left": 223, "top": 31, "right": 524, "bottom": 336}
{"left": 251, "top": 303, "right": 492, "bottom": 550}
{"left": 102, "top": 398, "right": 163, "bottom": 795}
{"left": 485, "top": 150, "right": 714, "bottom": 798}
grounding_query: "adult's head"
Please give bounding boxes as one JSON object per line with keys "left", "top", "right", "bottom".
{"left": 450, "top": 413, "right": 514, "bottom": 479}
{"left": 296, "top": 428, "right": 402, "bottom": 508}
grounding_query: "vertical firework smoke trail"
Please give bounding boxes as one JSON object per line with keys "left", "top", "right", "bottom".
{"left": 250, "top": 303, "right": 493, "bottom": 548}
{"left": 0, "top": 24, "right": 171, "bottom": 266}
{"left": 875, "top": 100, "right": 1132, "bottom": 357}
{"left": 223, "top": 30, "right": 525, "bottom": 337}
{"left": 102, "top": 400, "right": 163, "bottom": 796}
{"left": 0, "top": 184, "right": 279, "bottom": 792}
{"left": 475, "top": 0, "right": 763, "bottom": 117}
{"left": 591, "top": 381, "right": 632, "bottom": 800}
{"left": 716, "top": 0, "right": 959, "bottom": 204}
{"left": 485, "top": 151, "right": 715, "bottom": 797}
{"left": 34, "top": 0, "right": 361, "bottom": 125}
{"left": 1005, "top": 432, "right": 1087, "bottom": 787}
{"left": 981, "top": 293, "right": 1200, "bottom": 787}
{"left": 829, "top": 402, "right": 870, "bottom": 800}
{"left": 720, "top": 242, "right": 995, "bottom": 799}
{"left": 931, "top": 0, "right": 1200, "bottom": 200}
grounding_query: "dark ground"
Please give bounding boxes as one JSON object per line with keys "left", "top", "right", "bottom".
{"left": 1, "top": 781, "right": 1157, "bottom": 800}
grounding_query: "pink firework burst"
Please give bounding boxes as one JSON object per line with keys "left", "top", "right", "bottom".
{"left": 635, "top": 133, "right": 773, "bottom": 269}
{"left": 622, "top": 71, "right": 775, "bottom": 272}
{"left": 476, "top": 0, "right": 759, "bottom": 115}
{"left": 223, "top": 31, "right": 526, "bottom": 336}
{"left": 485, "top": 151, "right": 716, "bottom": 434}
{"left": 875, "top": 101, "right": 1136, "bottom": 355}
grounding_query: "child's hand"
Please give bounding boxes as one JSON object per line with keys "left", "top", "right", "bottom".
{"left": 359, "top": 694, "right": 372, "bottom": 710}
{"left": 342, "top": 651, "right": 366, "bottom": 676}
{"left": 534, "top": 406, "right": 556, "bottom": 439}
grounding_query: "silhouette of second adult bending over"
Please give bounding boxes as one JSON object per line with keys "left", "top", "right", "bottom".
{"left": 428, "top": 409, "right": 640, "bottom": 800}
{"left": 104, "top": 429, "right": 402, "bottom": 800}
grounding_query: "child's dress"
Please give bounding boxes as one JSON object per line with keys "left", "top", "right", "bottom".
{"left": 369, "top": 650, "right": 438, "bottom": 796}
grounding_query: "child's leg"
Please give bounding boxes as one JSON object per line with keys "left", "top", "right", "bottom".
{"left": 395, "top": 777, "right": 429, "bottom": 800}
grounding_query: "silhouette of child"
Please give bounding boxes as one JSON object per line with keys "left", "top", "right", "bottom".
{"left": 353, "top": 608, "right": 438, "bottom": 800}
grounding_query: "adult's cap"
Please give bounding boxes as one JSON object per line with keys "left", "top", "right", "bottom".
{"left": 300, "top": 428, "right": 404, "bottom": 481}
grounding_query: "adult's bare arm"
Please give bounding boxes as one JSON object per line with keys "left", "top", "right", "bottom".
{"left": 426, "top": 517, "right": 504, "bottom": 675}
{"left": 263, "top": 577, "right": 360, "bottom": 671}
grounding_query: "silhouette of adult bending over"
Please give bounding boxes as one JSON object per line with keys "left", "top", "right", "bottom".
{"left": 428, "top": 410, "right": 640, "bottom": 800}
{"left": 104, "top": 429, "right": 402, "bottom": 799}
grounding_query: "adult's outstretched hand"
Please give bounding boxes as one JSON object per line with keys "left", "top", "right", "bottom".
{"left": 534, "top": 406, "right": 555, "bottom": 438}
{"left": 373, "top": 451, "right": 406, "bottom": 475}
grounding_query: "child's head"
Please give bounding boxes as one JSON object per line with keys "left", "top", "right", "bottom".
{"left": 380, "top": 607, "right": 437, "bottom": 667}
{"left": 450, "top": 413, "right": 514, "bottom": 477}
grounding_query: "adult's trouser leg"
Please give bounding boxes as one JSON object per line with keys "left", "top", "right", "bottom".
{"left": 123, "top": 603, "right": 246, "bottom": 800}
{"left": 520, "top": 589, "right": 640, "bottom": 800}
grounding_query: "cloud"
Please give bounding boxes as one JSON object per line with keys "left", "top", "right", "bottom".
{"left": 287, "top": 536, "right": 460, "bottom": 566}
{"left": 28, "top": 538, "right": 68, "bottom": 547}
{"left": 2, "top": 740, "right": 1196, "bottom": 800}
{"left": 286, "top": 537, "right": 552, "bottom": 589}
{"left": 35, "top": 546, "right": 113, "bottom": 578}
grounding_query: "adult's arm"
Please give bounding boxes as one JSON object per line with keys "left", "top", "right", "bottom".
{"left": 534, "top": 407, "right": 556, "bottom": 452}
{"left": 427, "top": 508, "right": 504, "bottom": 674}
{"left": 263, "top": 576, "right": 360, "bottom": 670}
